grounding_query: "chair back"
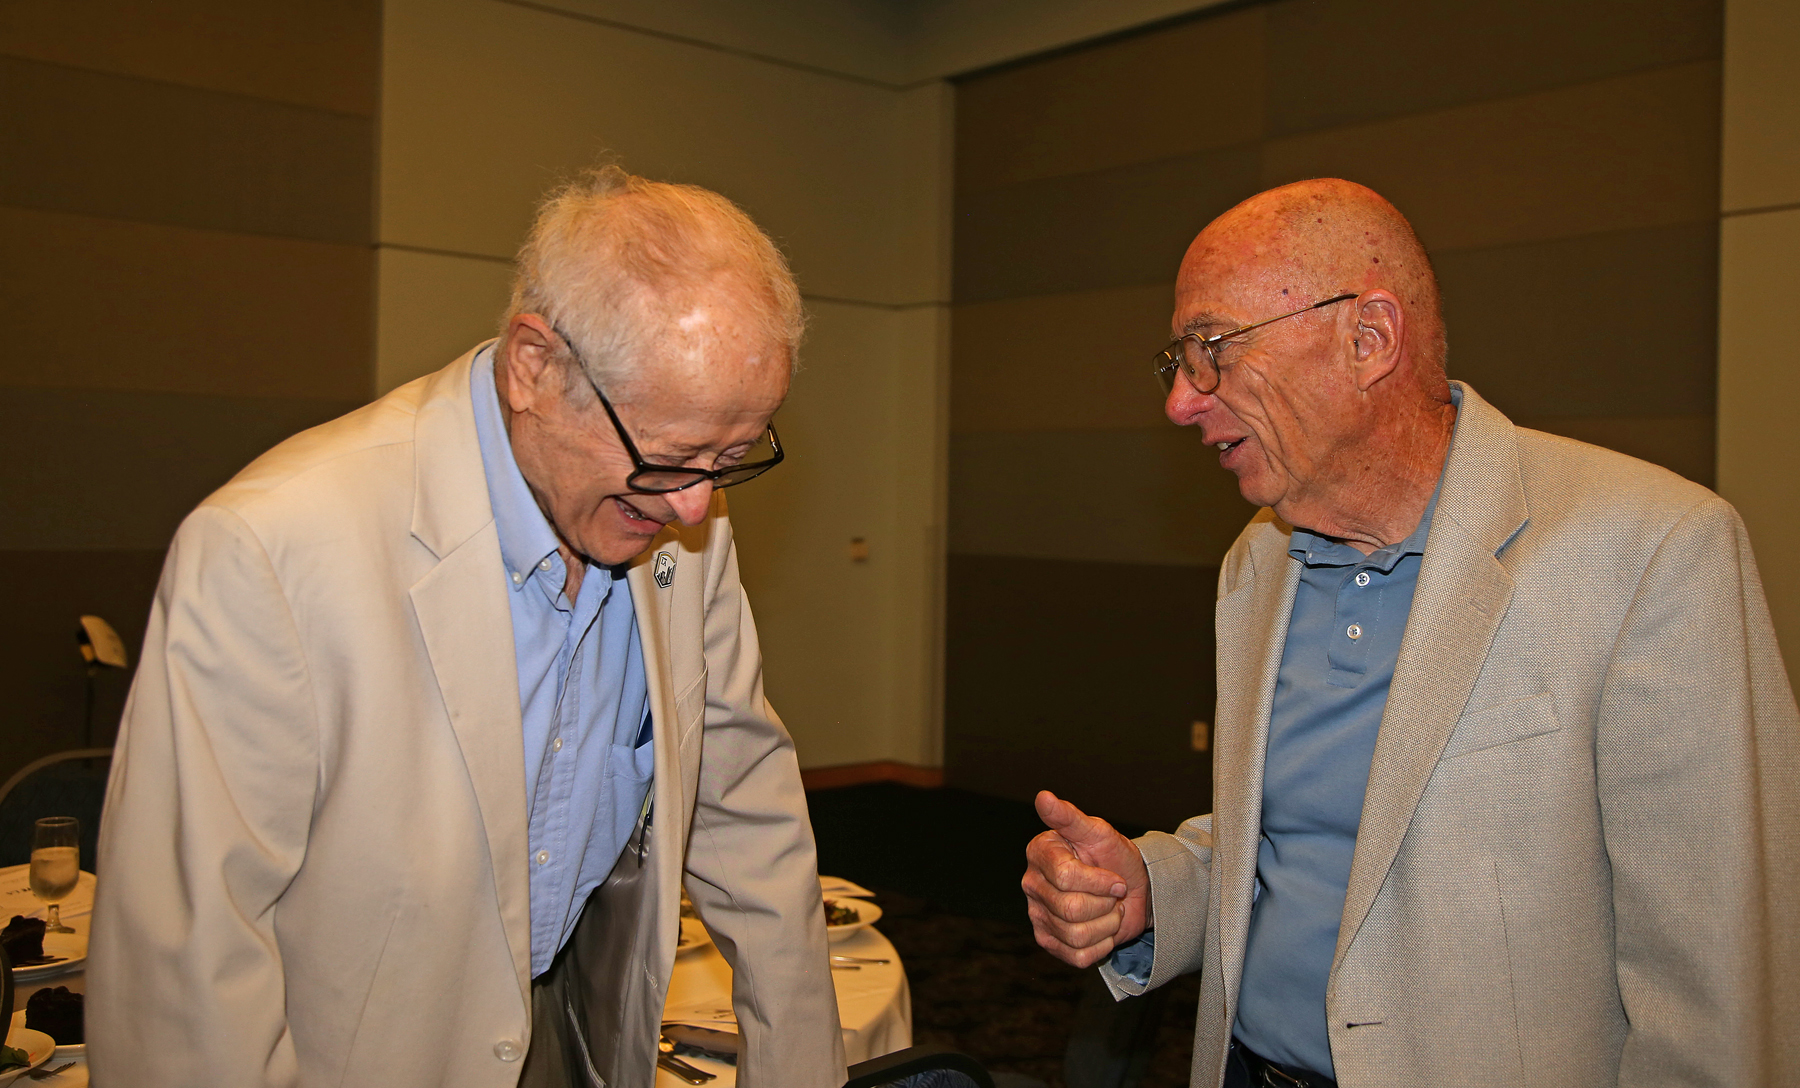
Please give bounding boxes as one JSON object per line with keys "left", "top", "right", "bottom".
{"left": 844, "top": 1046, "right": 997, "bottom": 1088}
{"left": 0, "top": 749, "right": 111, "bottom": 870}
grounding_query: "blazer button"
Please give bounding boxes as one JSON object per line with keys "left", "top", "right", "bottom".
{"left": 494, "top": 1039, "right": 524, "bottom": 1062}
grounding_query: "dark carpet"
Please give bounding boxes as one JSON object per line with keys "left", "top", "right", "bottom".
{"left": 808, "top": 783, "right": 1200, "bottom": 1088}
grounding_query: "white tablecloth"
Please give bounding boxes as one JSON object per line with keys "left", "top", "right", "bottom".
{"left": 657, "top": 913, "right": 911, "bottom": 1086}
{"left": 0, "top": 869, "right": 909, "bottom": 1088}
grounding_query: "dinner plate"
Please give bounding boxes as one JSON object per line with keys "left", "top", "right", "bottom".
{"left": 825, "top": 898, "right": 882, "bottom": 942}
{"left": 11, "top": 930, "right": 86, "bottom": 981}
{"left": 8, "top": 1012, "right": 81, "bottom": 1060}
{"left": 0, "top": 1028, "right": 54, "bottom": 1085}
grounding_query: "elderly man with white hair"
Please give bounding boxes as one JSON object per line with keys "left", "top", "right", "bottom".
{"left": 89, "top": 166, "right": 846, "bottom": 1088}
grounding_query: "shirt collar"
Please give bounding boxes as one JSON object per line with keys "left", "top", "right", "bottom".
{"left": 470, "top": 346, "right": 572, "bottom": 593}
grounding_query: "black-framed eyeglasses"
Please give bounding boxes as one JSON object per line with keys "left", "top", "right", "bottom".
{"left": 1153, "top": 293, "right": 1357, "bottom": 396}
{"left": 549, "top": 323, "right": 785, "bottom": 494}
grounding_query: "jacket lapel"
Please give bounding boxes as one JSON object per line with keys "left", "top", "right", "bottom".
{"left": 404, "top": 347, "right": 534, "bottom": 996}
{"left": 1333, "top": 384, "right": 1529, "bottom": 967}
{"left": 1214, "top": 511, "right": 1302, "bottom": 1008}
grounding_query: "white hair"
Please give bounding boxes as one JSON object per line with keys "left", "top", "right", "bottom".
{"left": 504, "top": 164, "right": 805, "bottom": 400}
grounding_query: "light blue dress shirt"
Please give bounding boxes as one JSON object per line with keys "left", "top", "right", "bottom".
{"left": 470, "top": 348, "right": 654, "bottom": 978}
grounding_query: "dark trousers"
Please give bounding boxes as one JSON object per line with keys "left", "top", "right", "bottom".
{"left": 1224, "top": 1040, "right": 1337, "bottom": 1088}
{"left": 518, "top": 945, "right": 600, "bottom": 1088}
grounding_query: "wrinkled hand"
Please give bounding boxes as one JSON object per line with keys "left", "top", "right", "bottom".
{"left": 1021, "top": 791, "right": 1151, "bottom": 968}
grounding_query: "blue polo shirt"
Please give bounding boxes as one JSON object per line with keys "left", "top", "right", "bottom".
{"left": 1232, "top": 481, "right": 1442, "bottom": 1076}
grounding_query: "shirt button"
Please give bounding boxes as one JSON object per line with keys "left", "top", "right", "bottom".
{"left": 494, "top": 1039, "right": 523, "bottom": 1062}
{"left": 1346, "top": 624, "right": 1363, "bottom": 640}
{"left": 539, "top": 557, "right": 553, "bottom": 571}
{"left": 1354, "top": 571, "right": 1371, "bottom": 587}
{"left": 510, "top": 571, "right": 523, "bottom": 585}
{"left": 552, "top": 736, "right": 563, "bottom": 752}
{"left": 536, "top": 850, "right": 549, "bottom": 865}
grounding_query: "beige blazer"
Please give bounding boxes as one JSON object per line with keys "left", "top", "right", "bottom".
{"left": 1106, "top": 385, "right": 1799, "bottom": 1087}
{"left": 88, "top": 348, "right": 846, "bottom": 1088}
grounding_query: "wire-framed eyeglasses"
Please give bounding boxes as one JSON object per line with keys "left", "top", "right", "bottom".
{"left": 1154, "top": 293, "right": 1357, "bottom": 396}
{"left": 549, "top": 323, "right": 785, "bottom": 494}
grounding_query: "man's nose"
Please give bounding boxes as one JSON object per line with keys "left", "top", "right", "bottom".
{"left": 665, "top": 480, "right": 715, "bottom": 526}
{"left": 1164, "top": 374, "right": 1215, "bottom": 426}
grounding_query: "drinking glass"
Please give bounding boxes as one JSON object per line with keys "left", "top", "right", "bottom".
{"left": 29, "top": 817, "right": 80, "bottom": 934}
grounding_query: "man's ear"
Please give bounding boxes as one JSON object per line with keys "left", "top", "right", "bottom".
{"left": 497, "top": 313, "right": 561, "bottom": 414}
{"left": 1350, "top": 292, "right": 1405, "bottom": 393}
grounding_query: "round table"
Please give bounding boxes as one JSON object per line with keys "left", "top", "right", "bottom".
{"left": 0, "top": 865, "right": 92, "bottom": 1085}
{"left": 657, "top": 918, "right": 911, "bottom": 1086}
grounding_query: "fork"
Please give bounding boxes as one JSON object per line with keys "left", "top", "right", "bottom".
{"left": 28, "top": 1063, "right": 76, "bottom": 1081}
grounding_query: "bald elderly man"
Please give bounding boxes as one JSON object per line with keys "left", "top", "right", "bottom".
{"left": 1024, "top": 180, "right": 1798, "bottom": 1088}
{"left": 90, "top": 167, "right": 845, "bottom": 1088}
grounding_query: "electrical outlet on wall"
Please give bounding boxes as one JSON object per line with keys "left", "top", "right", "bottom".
{"left": 1190, "top": 720, "right": 1211, "bottom": 752}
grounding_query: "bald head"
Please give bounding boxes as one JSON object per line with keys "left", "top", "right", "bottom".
{"left": 1165, "top": 179, "right": 1458, "bottom": 550}
{"left": 1180, "top": 179, "right": 1446, "bottom": 389}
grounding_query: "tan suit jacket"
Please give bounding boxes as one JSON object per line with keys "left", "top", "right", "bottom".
{"left": 88, "top": 348, "right": 846, "bottom": 1088}
{"left": 1106, "top": 384, "right": 1799, "bottom": 1087}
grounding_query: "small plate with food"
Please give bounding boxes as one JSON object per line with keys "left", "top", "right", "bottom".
{"left": 824, "top": 898, "right": 882, "bottom": 942}
{"left": 0, "top": 1027, "right": 53, "bottom": 1085}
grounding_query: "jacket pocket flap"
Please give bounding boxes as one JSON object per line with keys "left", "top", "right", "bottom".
{"left": 1441, "top": 691, "right": 1562, "bottom": 759}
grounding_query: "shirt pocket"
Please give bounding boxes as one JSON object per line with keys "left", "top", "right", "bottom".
{"left": 1440, "top": 691, "right": 1563, "bottom": 760}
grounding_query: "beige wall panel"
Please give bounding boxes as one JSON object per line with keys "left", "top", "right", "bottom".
{"left": 381, "top": 0, "right": 941, "bottom": 305}
{"left": 376, "top": 248, "right": 516, "bottom": 394}
{"left": 0, "top": 56, "right": 374, "bottom": 244}
{"left": 0, "top": 386, "right": 360, "bottom": 551}
{"left": 728, "top": 301, "right": 949, "bottom": 768}
{"left": 953, "top": 283, "right": 1173, "bottom": 433}
{"left": 1266, "top": 0, "right": 1720, "bottom": 138}
{"left": 950, "top": 426, "right": 1253, "bottom": 567}
{"left": 1263, "top": 62, "right": 1722, "bottom": 254}
{"left": 0, "top": 0, "right": 379, "bottom": 115}
{"left": 0, "top": 206, "right": 372, "bottom": 401}
{"left": 1722, "top": 0, "right": 1800, "bottom": 211}
{"left": 1718, "top": 208, "right": 1800, "bottom": 684}
{"left": 1512, "top": 415, "right": 1716, "bottom": 489}
{"left": 955, "top": 7, "right": 1264, "bottom": 194}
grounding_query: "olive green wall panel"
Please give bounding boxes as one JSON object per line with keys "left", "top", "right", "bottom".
{"left": 950, "top": 427, "right": 1256, "bottom": 567}
{"left": 0, "top": 386, "right": 360, "bottom": 552}
{"left": 945, "top": 553, "right": 1216, "bottom": 832}
{"left": 1265, "top": 0, "right": 1720, "bottom": 137}
{"left": 0, "top": 56, "right": 374, "bottom": 244}
{"left": 1261, "top": 61, "right": 1721, "bottom": 254}
{"left": 0, "top": 207, "right": 374, "bottom": 400}
{"left": 0, "top": 0, "right": 380, "bottom": 115}
{"left": 956, "top": 6, "right": 1266, "bottom": 194}
{"left": 1434, "top": 221, "right": 1718, "bottom": 420}
{"left": 954, "top": 142, "right": 1260, "bottom": 303}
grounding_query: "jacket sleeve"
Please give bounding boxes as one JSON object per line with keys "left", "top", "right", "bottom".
{"left": 87, "top": 505, "right": 319, "bottom": 1088}
{"left": 1597, "top": 496, "right": 1799, "bottom": 1086}
{"left": 680, "top": 498, "right": 847, "bottom": 1088}
{"left": 1099, "top": 816, "right": 1216, "bottom": 999}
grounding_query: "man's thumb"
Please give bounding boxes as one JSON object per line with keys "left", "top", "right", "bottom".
{"left": 1035, "top": 790, "right": 1092, "bottom": 837}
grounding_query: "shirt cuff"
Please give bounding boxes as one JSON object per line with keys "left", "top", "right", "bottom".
{"left": 1107, "top": 929, "right": 1156, "bottom": 985}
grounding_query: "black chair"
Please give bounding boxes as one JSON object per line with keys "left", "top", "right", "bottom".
{"left": 0, "top": 749, "right": 111, "bottom": 870}
{"left": 845, "top": 1046, "right": 997, "bottom": 1088}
